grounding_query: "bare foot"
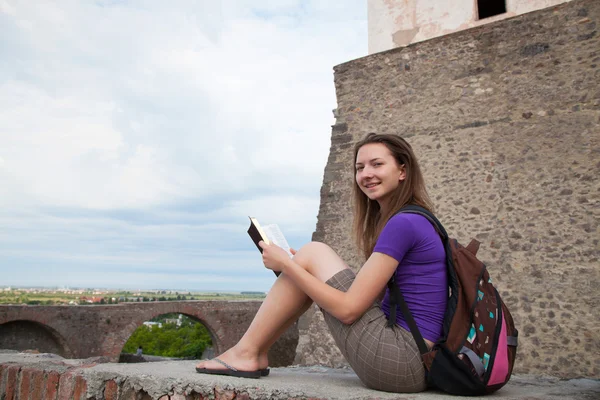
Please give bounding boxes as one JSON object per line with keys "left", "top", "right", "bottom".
{"left": 196, "top": 346, "right": 261, "bottom": 372}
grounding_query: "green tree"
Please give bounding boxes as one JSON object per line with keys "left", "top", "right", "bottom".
{"left": 122, "top": 315, "right": 212, "bottom": 359}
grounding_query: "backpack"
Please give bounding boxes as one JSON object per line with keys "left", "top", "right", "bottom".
{"left": 386, "top": 205, "right": 518, "bottom": 395}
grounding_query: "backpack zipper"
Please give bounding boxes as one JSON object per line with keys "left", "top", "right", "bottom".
{"left": 483, "top": 288, "right": 504, "bottom": 383}
{"left": 456, "top": 258, "right": 487, "bottom": 356}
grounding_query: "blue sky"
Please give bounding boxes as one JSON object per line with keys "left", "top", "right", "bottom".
{"left": 0, "top": 0, "right": 367, "bottom": 291}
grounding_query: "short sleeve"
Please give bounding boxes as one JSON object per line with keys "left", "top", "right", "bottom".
{"left": 373, "top": 214, "right": 417, "bottom": 263}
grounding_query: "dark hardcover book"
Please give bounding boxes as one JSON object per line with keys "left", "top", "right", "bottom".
{"left": 247, "top": 217, "right": 292, "bottom": 277}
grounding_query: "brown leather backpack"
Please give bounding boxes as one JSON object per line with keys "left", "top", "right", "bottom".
{"left": 387, "top": 205, "right": 518, "bottom": 395}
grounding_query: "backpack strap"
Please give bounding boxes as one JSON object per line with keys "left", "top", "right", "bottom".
{"left": 397, "top": 205, "right": 449, "bottom": 241}
{"left": 385, "top": 205, "right": 451, "bottom": 356}
{"left": 387, "top": 276, "right": 430, "bottom": 356}
{"left": 396, "top": 206, "right": 459, "bottom": 333}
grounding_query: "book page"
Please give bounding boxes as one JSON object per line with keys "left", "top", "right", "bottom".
{"left": 262, "top": 224, "right": 293, "bottom": 258}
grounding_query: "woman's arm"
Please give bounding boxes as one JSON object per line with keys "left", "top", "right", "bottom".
{"left": 287, "top": 252, "right": 398, "bottom": 324}
{"left": 261, "top": 242, "right": 398, "bottom": 324}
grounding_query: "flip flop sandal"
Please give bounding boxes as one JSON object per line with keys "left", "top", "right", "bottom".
{"left": 195, "top": 358, "right": 261, "bottom": 379}
{"left": 260, "top": 368, "right": 270, "bottom": 376}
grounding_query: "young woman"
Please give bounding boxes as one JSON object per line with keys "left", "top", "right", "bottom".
{"left": 196, "top": 133, "right": 448, "bottom": 393}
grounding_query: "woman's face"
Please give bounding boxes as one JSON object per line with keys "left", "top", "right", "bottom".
{"left": 355, "top": 143, "right": 406, "bottom": 209}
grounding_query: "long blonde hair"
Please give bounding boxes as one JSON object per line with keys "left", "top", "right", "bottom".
{"left": 352, "top": 133, "right": 434, "bottom": 259}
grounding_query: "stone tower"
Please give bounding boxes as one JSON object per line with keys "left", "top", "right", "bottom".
{"left": 368, "top": 0, "right": 573, "bottom": 53}
{"left": 296, "top": 0, "right": 599, "bottom": 379}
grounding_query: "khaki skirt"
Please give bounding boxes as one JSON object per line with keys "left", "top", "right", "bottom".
{"left": 322, "top": 268, "right": 427, "bottom": 393}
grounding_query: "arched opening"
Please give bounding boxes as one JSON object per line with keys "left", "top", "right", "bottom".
{"left": 0, "top": 320, "right": 71, "bottom": 357}
{"left": 119, "top": 313, "right": 215, "bottom": 363}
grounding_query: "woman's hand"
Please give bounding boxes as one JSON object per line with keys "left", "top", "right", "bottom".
{"left": 259, "top": 241, "right": 296, "bottom": 273}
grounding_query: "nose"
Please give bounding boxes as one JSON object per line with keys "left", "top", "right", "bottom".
{"left": 360, "top": 166, "right": 374, "bottom": 179}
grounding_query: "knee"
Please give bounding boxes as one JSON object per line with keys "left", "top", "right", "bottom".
{"left": 293, "top": 242, "right": 333, "bottom": 268}
{"left": 294, "top": 241, "right": 332, "bottom": 258}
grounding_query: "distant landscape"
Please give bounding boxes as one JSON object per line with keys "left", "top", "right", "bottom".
{"left": 0, "top": 287, "right": 265, "bottom": 359}
{"left": 0, "top": 286, "right": 266, "bottom": 305}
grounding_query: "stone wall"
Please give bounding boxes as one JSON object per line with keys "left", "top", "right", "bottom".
{"left": 297, "top": 0, "right": 599, "bottom": 378}
{"left": 0, "top": 321, "right": 68, "bottom": 358}
{"left": 3, "top": 352, "right": 599, "bottom": 400}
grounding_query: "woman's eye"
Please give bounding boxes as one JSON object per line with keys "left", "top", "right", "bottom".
{"left": 373, "top": 162, "right": 382, "bottom": 167}
{"left": 356, "top": 166, "right": 364, "bottom": 171}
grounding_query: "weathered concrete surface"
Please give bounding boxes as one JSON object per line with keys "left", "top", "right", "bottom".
{"left": 0, "top": 302, "right": 298, "bottom": 367}
{"left": 1, "top": 352, "right": 599, "bottom": 400}
{"left": 301, "top": 0, "right": 600, "bottom": 378}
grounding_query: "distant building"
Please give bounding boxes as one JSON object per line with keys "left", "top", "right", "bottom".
{"left": 164, "top": 314, "right": 183, "bottom": 327}
{"left": 368, "top": 0, "right": 573, "bottom": 53}
{"left": 143, "top": 321, "right": 162, "bottom": 329}
{"left": 77, "top": 296, "right": 104, "bottom": 304}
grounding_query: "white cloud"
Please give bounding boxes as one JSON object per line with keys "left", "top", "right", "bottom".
{"left": 0, "top": 0, "right": 366, "bottom": 290}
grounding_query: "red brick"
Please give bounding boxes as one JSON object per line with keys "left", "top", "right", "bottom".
{"left": 235, "top": 392, "right": 251, "bottom": 400}
{"left": 121, "top": 387, "right": 150, "bottom": 400}
{"left": 0, "top": 364, "right": 8, "bottom": 397}
{"left": 57, "top": 370, "right": 76, "bottom": 399}
{"left": 43, "top": 371, "right": 60, "bottom": 400}
{"left": 18, "top": 367, "right": 33, "bottom": 400}
{"left": 29, "top": 370, "right": 44, "bottom": 400}
{"left": 185, "top": 392, "right": 206, "bottom": 400}
{"left": 103, "top": 380, "right": 119, "bottom": 400}
{"left": 5, "top": 365, "right": 21, "bottom": 400}
{"left": 72, "top": 375, "right": 87, "bottom": 400}
{"left": 214, "top": 387, "right": 235, "bottom": 400}
{"left": 115, "top": 385, "right": 136, "bottom": 400}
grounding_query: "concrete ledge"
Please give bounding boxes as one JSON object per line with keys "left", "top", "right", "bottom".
{"left": 1, "top": 352, "right": 599, "bottom": 400}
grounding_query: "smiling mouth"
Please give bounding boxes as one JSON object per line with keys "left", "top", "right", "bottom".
{"left": 364, "top": 183, "right": 379, "bottom": 189}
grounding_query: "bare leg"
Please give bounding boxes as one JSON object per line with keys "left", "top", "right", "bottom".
{"left": 257, "top": 297, "right": 313, "bottom": 368}
{"left": 196, "top": 242, "right": 349, "bottom": 372}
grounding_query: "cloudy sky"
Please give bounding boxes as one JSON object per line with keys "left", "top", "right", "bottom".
{"left": 0, "top": 0, "right": 367, "bottom": 291}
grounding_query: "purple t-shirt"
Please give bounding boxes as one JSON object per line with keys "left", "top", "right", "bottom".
{"left": 374, "top": 213, "right": 447, "bottom": 342}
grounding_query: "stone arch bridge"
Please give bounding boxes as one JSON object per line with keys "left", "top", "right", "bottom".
{"left": 0, "top": 301, "right": 298, "bottom": 366}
